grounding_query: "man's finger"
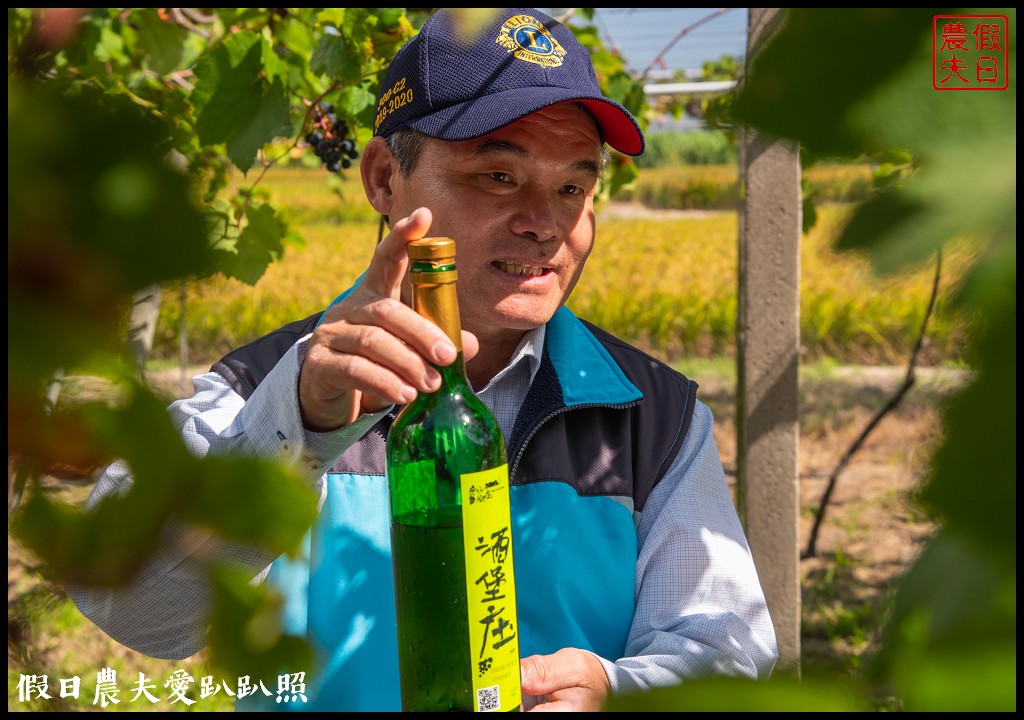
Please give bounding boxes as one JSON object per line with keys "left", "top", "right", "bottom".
{"left": 365, "top": 206, "right": 433, "bottom": 299}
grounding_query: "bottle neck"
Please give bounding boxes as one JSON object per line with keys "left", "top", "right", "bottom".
{"left": 410, "top": 269, "right": 468, "bottom": 382}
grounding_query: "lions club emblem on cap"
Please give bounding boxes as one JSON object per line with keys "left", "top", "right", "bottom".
{"left": 495, "top": 14, "right": 566, "bottom": 68}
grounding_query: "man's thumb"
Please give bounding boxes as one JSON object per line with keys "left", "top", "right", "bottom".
{"left": 519, "top": 653, "right": 558, "bottom": 694}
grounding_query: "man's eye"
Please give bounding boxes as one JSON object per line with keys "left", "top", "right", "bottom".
{"left": 488, "top": 172, "right": 512, "bottom": 183}
{"left": 562, "top": 185, "right": 584, "bottom": 196}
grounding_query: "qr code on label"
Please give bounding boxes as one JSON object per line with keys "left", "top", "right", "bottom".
{"left": 476, "top": 684, "right": 500, "bottom": 712}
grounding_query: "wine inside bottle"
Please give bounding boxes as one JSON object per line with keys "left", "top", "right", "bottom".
{"left": 386, "top": 237, "right": 523, "bottom": 712}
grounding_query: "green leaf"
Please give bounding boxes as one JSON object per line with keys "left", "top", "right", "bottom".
{"left": 132, "top": 8, "right": 188, "bottom": 75}
{"left": 11, "top": 489, "right": 166, "bottom": 588}
{"left": 801, "top": 193, "right": 818, "bottom": 235}
{"left": 187, "top": 453, "right": 318, "bottom": 558}
{"left": 310, "top": 31, "right": 362, "bottom": 83}
{"left": 363, "top": 8, "right": 418, "bottom": 59}
{"left": 920, "top": 297, "right": 1016, "bottom": 561}
{"left": 370, "top": 7, "right": 406, "bottom": 26}
{"left": 213, "top": 202, "right": 289, "bottom": 285}
{"left": 892, "top": 644, "right": 1016, "bottom": 712}
{"left": 841, "top": 41, "right": 1017, "bottom": 278}
{"left": 868, "top": 532, "right": 1016, "bottom": 710}
{"left": 206, "top": 566, "right": 313, "bottom": 684}
{"left": 59, "top": 11, "right": 111, "bottom": 77}
{"left": 8, "top": 81, "right": 212, "bottom": 386}
{"left": 94, "top": 18, "right": 130, "bottom": 67}
{"left": 833, "top": 189, "right": 931, "bottom": 273}
{"left": 11, "top": 380, "right": 316, "bottom": 587}
{"left": 336, "top": 83, "right": 376, "bottom": 117}
{"left": 270, "top": 13, "right": 315, "bottom": 63}
{"left": 192, "top": 32, "right": 264, "bottom": 142}
{"left": 732, "top": 9, "right": 944, "bottom": 156}
{"left": 605, "top": 672, "right": 866, "bottom": 712}
{"left": 605, "top": 156, "right": 640, "bottom": 199}
{"left": 316, "top": 8, "right": 348, "bottom": 29}
{"left": 192, "top": 32, "right": 293, "bottom": 172}
{"left": 571, "top": 24, "right": 601, "bottom": 46}
{"left": 10, "top": 388, "right": 198, "bottom": 587}
{"left": 260, "top": 32, "right": 291, "bottom": 86}
{"left": 229, "top": 77, "right": 292, "bottom": 173}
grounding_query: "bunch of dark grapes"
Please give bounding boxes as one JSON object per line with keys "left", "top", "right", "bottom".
{"left": 305, "top": 103, "right": 358, "bottom": 173}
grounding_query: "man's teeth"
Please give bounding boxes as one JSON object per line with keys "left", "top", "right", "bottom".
{"left": 495, "top": 261, "right": 544, "bottom": 277}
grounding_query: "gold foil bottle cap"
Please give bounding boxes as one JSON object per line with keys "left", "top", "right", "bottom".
{"left": 407, "top": 237, "right": 456, "bottom": 262}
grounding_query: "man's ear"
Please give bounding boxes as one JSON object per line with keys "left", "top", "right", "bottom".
{"left": 360, "top": 136, "right": 395, "bottom": 216}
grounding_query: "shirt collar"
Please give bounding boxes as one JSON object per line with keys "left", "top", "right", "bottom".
{"left": 477, "top": 325, "right": 545, "bottom": 392}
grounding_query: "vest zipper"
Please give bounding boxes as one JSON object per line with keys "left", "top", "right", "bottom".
{"left": 509, "top": 400, "right": 642, "bottom": 482}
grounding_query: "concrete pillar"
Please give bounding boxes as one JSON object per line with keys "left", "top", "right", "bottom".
{"left": 736, "top": 8, "right": 802, "bottom": 677}
{"left": 125, "top": 284, "right": 163, "bottom": 382}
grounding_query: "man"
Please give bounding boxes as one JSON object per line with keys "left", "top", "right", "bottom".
{"left": 70, "top": 7, "right": 777, "bottom": 712}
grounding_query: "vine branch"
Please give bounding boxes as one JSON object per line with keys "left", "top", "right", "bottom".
{"left": 236, "top": 83, "right": 341, "bottom": 227}
{"left": 642, "top": 8, "right": 736, "bottom": 79}
{"left": 803, "top": 248, "right": 944, "bottom": 559}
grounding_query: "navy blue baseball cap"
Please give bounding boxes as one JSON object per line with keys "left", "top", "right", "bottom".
{"left": 373, "top": 8, "right": 645, "bottom": 156}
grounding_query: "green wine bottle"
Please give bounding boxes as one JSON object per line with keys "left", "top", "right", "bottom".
{"left": 386, "top": 237, "right": 523, "bottom": 713}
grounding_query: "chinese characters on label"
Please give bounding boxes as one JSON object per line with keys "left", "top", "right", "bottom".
{"left": 15, "top": 670, "right": 308, "bottom": 707}
{"left": 474, "top": 525, "right": 518, "bottom": 661}
{"left": 933, "top": 15, "right": 1008, "bottom": 90}
{"left": 461, "top": 464, "right": 522, "bottom": 712}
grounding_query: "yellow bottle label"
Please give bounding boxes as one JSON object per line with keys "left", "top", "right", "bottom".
{"left": 461, "top": 464, "right": 522, "bottom": 712}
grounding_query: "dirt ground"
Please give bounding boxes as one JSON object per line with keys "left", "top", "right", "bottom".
{"left": 702, "top": 364, "right": 962, "bottom": 683}
{"left": 8, "top": 363, "right": 966, "bottom": 710}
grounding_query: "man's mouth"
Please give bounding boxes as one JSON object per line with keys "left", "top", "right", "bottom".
{"left": 493, "top": 260, "right": 546, "bottom": 277}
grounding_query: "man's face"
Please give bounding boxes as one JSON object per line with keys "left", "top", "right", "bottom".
{"left": 388, "top": 103, "right": 604, "bottom": 339}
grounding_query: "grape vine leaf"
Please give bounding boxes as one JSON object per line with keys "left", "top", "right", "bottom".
{"left": 311, "top": 31, "right": 362, "bottom": 83}
{"left": 132, "top": 9, "right": 188, "bottom": 76}
{"left": 207, "top": 566, "right": 314, "bottom": 686}
{"left": 191, "top": 32, "right": 293, "bottom": 172}
{"left": 213, "top": 202, "right": 290, "bottom": 286}
{"left": 12, "top": 384, "right": 318, "bottom": 587}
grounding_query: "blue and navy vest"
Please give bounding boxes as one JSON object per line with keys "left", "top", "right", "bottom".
{"left": 212, "top": 304, "right": 697, "bottom": 711}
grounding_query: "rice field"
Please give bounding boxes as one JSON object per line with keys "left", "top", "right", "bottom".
{"left": 153, "top": 165, "right": 974, "bottom": 368}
